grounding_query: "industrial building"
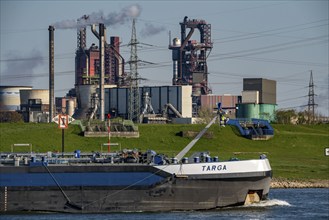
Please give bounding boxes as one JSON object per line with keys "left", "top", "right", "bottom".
{"left": 19, "top": 89, "right": 50, "bottom": 122}
{"left": 75, "top": 27, "right": 125, "bottom": 86}
{"left": 0, "top": 86, "right": 50, "bottom": 122}
{"left": 0, "top": 16, "right": 280, "bottom": 125}
{"left": 105, "top": 85, "right": 192, "bottom": 120}
{"left": 243, "top": 78, "right": 276, "bottom": 104}
{"left": 71, "top": 17, "right": 129, "bottom": 121}
{"left": 236, "top": 78, "right": 277, "bottom": 121}
{"left": 60, "top": 18, "right": 278, "bottom": 123}
{"left": 70, "top": 16, "right": 213, "bottom": 123}
{"left": 200, "top": 94, "right": 241, "bottom": 118}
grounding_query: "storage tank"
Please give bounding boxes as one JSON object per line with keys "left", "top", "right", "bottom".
{"left": 66, "top": 99, "right": 75, "bottom": 116}
{"left": 259, "top": 104, "right": 276, "bottom": 121}
{"left": 0, "top": 86, "right": 32, "bottom": 111}
{"left": 236, "top": 103, "right": 260, "bottom": 119}
{"left": 20, "top": 89, "right": 49, "bottom": 105}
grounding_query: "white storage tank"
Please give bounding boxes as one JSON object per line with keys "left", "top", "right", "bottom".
{"left": 66, "top": 99, "right": 75, "bottom": 116}
{"left": 0, "top": 86, "right": 32, "bottom": 111}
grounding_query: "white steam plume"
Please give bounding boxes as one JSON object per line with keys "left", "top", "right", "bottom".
{"left": 140, "top": 23, "right": 166, "bottom": 37}
{"left": 52, "top": 4, "right": 142, "bottom": 29}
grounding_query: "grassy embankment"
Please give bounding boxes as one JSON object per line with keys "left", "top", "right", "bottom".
{"left": 0, "top": 122, "right": 328, "bottom": 181}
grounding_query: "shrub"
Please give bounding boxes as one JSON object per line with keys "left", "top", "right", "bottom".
{"left": 0, "top": 111, "right": 24, "bottom": 123}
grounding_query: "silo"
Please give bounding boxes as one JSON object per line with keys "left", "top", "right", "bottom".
{"left": 66, "top": 99, "right": 75, "bottom": 116}
{"left": 0, "top": 86, "right": 32, "bottom": 111}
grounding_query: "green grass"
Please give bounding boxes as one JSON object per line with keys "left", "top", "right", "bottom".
{"left": 1, "top": 122, "right": 328, "bottom": 180}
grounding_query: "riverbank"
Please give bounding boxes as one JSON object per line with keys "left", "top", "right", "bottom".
{"left": 271, "top": 178, "right": 329, "bottom": 188}
{"left": 1, "top": 123, "right": 328, "bottom": 180}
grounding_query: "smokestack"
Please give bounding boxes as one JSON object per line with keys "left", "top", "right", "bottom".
{"left": 48, "top": 25, "right": 55, "bottom": 122}
{"left": 99, "top": 23, "right": 105, "bottom": 121}
{"left": 78, "top": 27, "right": 86, "bottom": 49}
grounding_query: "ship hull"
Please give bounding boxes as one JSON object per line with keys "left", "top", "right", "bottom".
{"left": 0, "top": 161, "right": 272, "bottom": 213}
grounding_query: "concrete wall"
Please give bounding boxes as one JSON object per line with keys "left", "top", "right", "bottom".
{"left": 242, "top": 91, "right": 259, "bottom": 104}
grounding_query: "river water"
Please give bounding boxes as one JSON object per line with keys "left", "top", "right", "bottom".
{"left": 2, "top": 188, "right": 328, "bottom": 219}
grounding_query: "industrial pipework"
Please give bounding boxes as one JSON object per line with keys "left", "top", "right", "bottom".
{"left": 169, "top": 16, "right": 213, "bottom": 96}
{"left": 90, "top": 24, "right": 106, "bottom": 121}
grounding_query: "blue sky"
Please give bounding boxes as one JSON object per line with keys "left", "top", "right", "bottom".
{"left": 0, "top": 0, "right": 328, "bottom": 116}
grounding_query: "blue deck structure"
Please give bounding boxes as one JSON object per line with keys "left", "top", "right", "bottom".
{"left": 227, "top": 118, "right": 274, "bottom": 140}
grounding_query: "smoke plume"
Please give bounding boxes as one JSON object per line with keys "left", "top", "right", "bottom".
{"left": 52, "top": 4, "right": 142, "bottom": 29}
{"left": 140, "top": 23, "right": 166, "bottom": 37}
{"left": 0, "top": 49, "right": 44, "bottom": 85}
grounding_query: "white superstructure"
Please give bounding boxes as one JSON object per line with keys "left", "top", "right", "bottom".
{"left": 157, "top": 159, "right": 271, "bottom": 176}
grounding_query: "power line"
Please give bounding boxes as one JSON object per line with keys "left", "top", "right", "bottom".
{"left": 279, "top": 95, "right": 307, "bottom": 103}
{"left": 0, "top": 70, "right": 74, "bottom": 80}
{"left": 211, "top": 35, "right": 328, "bottom": 60}
{"left": 233, "top": 57, "right": 328, "bottom": 67}
{"left": 214, "top": 19, "right": 328, "bottom": 43}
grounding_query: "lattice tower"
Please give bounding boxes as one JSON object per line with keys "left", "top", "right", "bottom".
{"left": 128, "top": 19, "right": 140, "bottom": 122}
{"left": 308, "top": 70, "right": 317, "bottom": 123}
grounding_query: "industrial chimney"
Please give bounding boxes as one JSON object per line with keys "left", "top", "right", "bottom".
{"left": 99, "top": 23, "right": 105, "bottom": 121}
{"left": 48, "top": 25, "right": 55, "bottom": 122}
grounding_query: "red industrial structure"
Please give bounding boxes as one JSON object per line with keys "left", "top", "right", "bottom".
{"left": 75, "top": 25, "right": 125, "bottom": 86}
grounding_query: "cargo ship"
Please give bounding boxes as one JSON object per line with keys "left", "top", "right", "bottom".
{"left": 0, "top": 117, "right": 272, "bottom": 213}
